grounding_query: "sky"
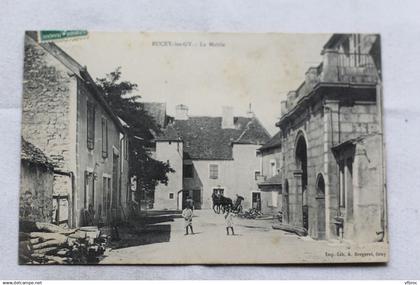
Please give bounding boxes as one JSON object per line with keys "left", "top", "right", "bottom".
{"left": 58, "top": 32, "right": 331, "bottom": 135}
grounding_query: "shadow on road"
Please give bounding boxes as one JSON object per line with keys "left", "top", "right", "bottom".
{"left": 109, "top": 210, "right": 182, "bottom": 250}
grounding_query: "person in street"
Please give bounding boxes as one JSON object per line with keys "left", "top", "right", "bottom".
{"left": 224, "top": 206, "right": 235, "bottom": 236}
{"left": 182, "top": 205, "right": 194, "bottom": 235}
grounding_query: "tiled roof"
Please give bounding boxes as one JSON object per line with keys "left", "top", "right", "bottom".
{"left": 21, "top": 137, "right": 53, "bottom": 168}
{"left": 141, "top": 102, "right": 167, "bottom": 128}
{"left": 157, "top": 116, "right": 270, "bottom": 160}
{"left": 259, "top": 131, "right": 282, "bottom": 151}
{"left": 155, "top": 124, "right": 182, "bottom": 141}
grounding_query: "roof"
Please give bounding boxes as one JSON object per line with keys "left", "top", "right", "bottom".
{"left": 21, "top": 138, "right": 53, "bottom": 168}
{"left": 156, "top": 116, "right": 270, "bottom": 160}
{"left": 323, "top": 34, "right": 348, "bottom": 50}
{"left": 156, "top": 124, "right": 181, "bottom": 141}
{"left": 331, "top": 133, "right": 381, "bottom": 153}
{"left": 259, "top": 131, "right": 282, "bottom": 151}
{"left": 258, "top": 173, "right": 283, "bottom": 187}
{"left": 25, "top": 33, "right": 126, "bottom": 133}
{"left": 141, "top": 102, "right": 167, "bottom": 128}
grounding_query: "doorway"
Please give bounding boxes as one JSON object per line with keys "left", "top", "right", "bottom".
{"left": 316, "top": 174, "right": 326, "bottom": 239}
{"left": 252, "top": 192, "right": 262, "bottom": 211}
{"left": 295, "top": 132, "right": 308, "bottom": 230}
{"left": 182, "top": 189, "right": 202, "bottom": 209}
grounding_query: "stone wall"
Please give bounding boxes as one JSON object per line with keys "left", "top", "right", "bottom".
{"left": 22, "top": 36, "right": 76, "bottom": 175}
{"left": 352, "top": 134, "right": 384, "bottom": 242}
{"left": 22, "top": 35, "right": 78, "bottom": 212}
{"left": 281, "top": 99, "right": 329, "bottom": 239}
{"left": 20, "top": 161, "right": 54, "bottom": 223}
{"left": 280, "top": 95, "right": 380, "bottom": 240}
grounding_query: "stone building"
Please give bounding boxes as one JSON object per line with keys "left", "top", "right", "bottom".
{"left": 256, "top": 131, "right": 283, "bottom": 215}
{"left": 22, "top": 33, "right": 130, "bottom": 228}
{"left": 277, "top": 34, "right": 385, "bottom": 242}
{"left": 20, "top": 138, "right": 55, "bottom": 223}
{"left": 154, "top": 105, "right": 271, "bottom": 210}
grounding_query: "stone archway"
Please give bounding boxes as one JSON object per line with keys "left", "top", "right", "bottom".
{"left": 316, "top": 173, "right": 326, "bottom": 239}
{"left": 295, "top": 132, "right": 308, "bottom": 230}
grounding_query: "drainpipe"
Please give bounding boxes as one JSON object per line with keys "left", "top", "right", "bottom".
{"left": 53, "top": 170, "right": 75, "bottom": 228}
{"left": 119, "top": 133, "right": 127, "bottom": 221}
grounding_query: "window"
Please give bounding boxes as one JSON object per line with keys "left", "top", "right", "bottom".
{"left": 87, "top": 101, "right": 95, "bottom": 150}
{"left": 254, "top": 171, "right": 261, "bottom": 180}
{"left": 101, "top": 117, "right": 108, "bottom": 158}
{"left": 184, "top": 164, "right": 194, "bottom": 178}
{"left": 169, "top": 193, "right": 174, "bottom": 199}
{"left": 209, "top": 164, "right": 218, "bottom": 179}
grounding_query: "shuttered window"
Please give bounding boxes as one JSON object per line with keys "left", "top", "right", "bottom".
{"left": 87, "top": 101, "right": 95, "bottom": 150}
{"left": 101, "top": 117, "right": 108, "bottom": 158}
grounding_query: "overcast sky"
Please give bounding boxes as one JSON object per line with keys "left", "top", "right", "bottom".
{"left": 58, "top": 32, "right": 331, "bottom": 135}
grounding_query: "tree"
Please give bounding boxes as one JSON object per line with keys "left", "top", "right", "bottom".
{"left": 96, "top": 67, "right": 174, "bottom": 206}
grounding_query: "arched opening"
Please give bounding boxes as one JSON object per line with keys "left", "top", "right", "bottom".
{"left": 295, "top": 132, "right": 308, "bottom": 230}
{"left": 316, "top": 174, "right": 326, "bottom": 239}
{"left": 283, "top": 179, "right": 289, "bottom": 223}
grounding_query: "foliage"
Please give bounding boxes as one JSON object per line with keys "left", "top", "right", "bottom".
{"left": 96, "top": 67, "right": 174, "bottom": 195}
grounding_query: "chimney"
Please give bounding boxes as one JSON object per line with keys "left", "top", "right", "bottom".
{"left": 175, "top": 104, "right": 188, "bottom": 120}
{"left": 221, "top": 106, "right": 234, "bottom": 129}
{"left": 246, "top": 103, "right": 255, "bottom": 118}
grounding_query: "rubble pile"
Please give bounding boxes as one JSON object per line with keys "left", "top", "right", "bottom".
{"left": 19, "top": 221, "right": 108, "bottom": 264}
{"left": 237, "top": 208, "right": 263, "bottom": 219}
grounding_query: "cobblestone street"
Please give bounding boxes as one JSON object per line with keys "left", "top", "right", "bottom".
{"left": 100, "top": 210, "right": 386, "bottom": 264}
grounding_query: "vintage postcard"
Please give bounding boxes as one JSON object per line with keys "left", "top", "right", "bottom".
{"left": 19, "top": 31, "right": 387, "bottom": 264}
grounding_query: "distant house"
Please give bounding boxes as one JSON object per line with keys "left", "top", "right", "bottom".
{"left": 22, "top": 33, "right": 130, "bottom": 228}
{"left": 20, "top": 138, "right": 54, "bottom": 223}
{"left": 154, "top": 104, "right": 271, "bottom": 210}
{"left": 257, "top": 131, "right": 283, "bottom": 215}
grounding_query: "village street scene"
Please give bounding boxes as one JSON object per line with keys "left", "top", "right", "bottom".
{"left": 19, "top": 32, "right": 387, "bottom": 264}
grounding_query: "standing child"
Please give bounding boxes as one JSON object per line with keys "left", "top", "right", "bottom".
{"left": 182, "top": 205, "right": 194, "bottom": 235}
{"left": 224, "top": 207, "right": 235, "bottom": 235}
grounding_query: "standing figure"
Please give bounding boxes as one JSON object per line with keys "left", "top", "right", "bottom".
{"left": 224, "top": 207, "right": 235, "bottom": 236}
{"left": 182, "top": 205, "right": 194, "bottom": 235}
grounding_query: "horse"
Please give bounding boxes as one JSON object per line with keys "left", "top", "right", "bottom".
{"left": 212, "top": 192, "right": 221, "bottom": 214}
{"left": 212, "top": 193, "right": 233, "bottom": 214}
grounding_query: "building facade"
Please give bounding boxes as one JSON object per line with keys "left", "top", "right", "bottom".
{"left": 22, "top": 34, "right": 130, "bottom": 228}
{"left": 277, "top": 34, "right": 385, "bottom": 242}
{"left": 154, "top": 105, "right": 271, "bottom": 210}
{"left": 257, "top": 131, "right": 283, "bottom": 215}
